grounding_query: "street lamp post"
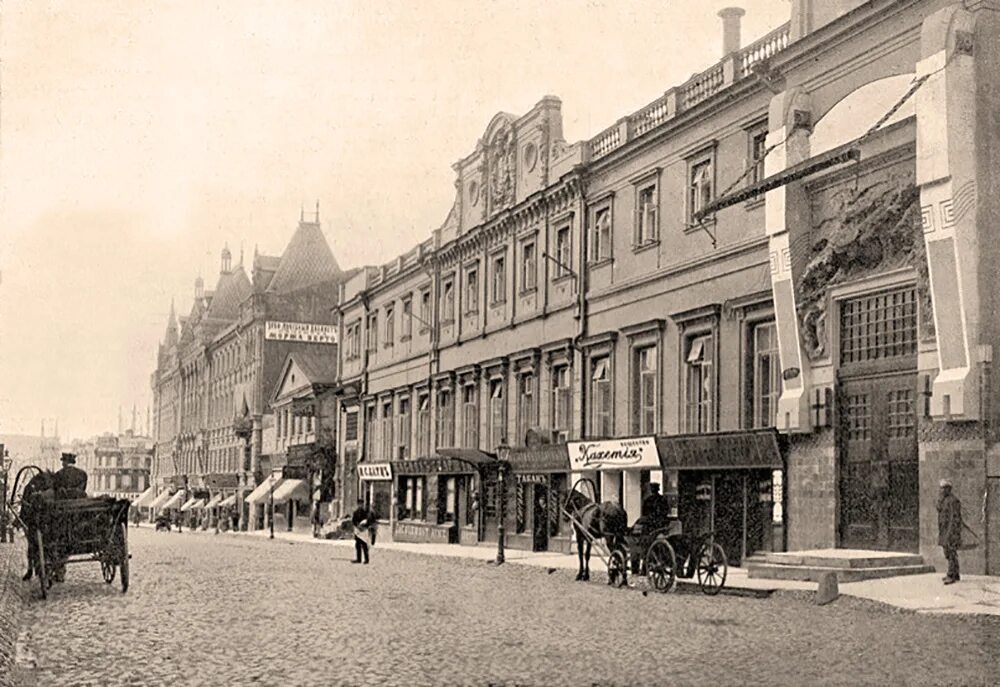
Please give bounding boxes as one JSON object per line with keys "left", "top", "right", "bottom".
{"left": 1, "top": 450, "right": 11, "bottom": 544}
{"left": 269, "top": 478, "right": 275, "bottom": 540}
{"left": 495, "top": 440, "right": 511, "bottom": 566}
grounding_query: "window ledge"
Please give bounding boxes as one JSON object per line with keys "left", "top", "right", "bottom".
{"left": 489, "top": 299, "right": 507, "bottom": 307}
{"left": 552, "top": 274, "right": 575, "bottom": 286}
{"left": 518, "top": 286, "right": 538, "bottom": 297}
{"left": 440, "top": 319, "right": 455, "bottom": 328}
{"left": 588, "top": 257, "right": 614, "bottom": 269}
{"left": 632, "top": 240, "right": 660, "bottom": 255}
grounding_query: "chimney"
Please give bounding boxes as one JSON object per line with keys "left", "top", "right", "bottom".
{"left": 718, "top": 7, "right": 745, "bottom": 56}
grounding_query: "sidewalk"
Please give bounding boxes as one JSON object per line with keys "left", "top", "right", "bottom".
{"left": 140, "top": 523, "right": 1000, "bottom": 616}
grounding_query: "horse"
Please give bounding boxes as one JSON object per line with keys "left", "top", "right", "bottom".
{"left": 16, "top": 468, "right": 56, "bottom": 581}
{"left": 563, "top": 487, "right": 628, "bottom": 583}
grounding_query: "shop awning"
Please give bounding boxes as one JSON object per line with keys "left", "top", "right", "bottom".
{"left": 655, "top": 429, "right": 783, "bottom": 471}
{"left": 507, "top": 445, "right": 570, "bottom": 473}
{"left": 161, "top": 490, "right": 186, "bottom": 510}
{"left": 148, "top": 490, "right": 173, "bottom": 509}
{"left": 204, "top": 494, "right": 223, "bottom": 509}
{"left": 132, "top": 487, "right": 156, "bottom": 508}
{"left": 271, "top": 479, "right": 310, "bottom": 505}
{"left": 218, "top": 495, "right": 237, "bottom": 508}
{"left": 436, "top": 448, "right": 499, "bottom": 468}
{"left": 179, "top": 497, "right": 199, "bottom": 512}
{"left": 245, "top": 474, "right": 282, "bottom": 505}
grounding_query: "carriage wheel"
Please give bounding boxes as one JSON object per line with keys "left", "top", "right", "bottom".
{"left": 101, "top": 559, "right": 116, "bottom": 584}
{"left": 645, "top": 539, "right": 677, "bottom": 593}
{"left": 607, "top": 550, "right": 628, "bottom": 588}
{"left": 696, "top": 541, "right": 728, "bottom": 595}
{"left": 118, "top": 523, "right": 130, "bottom": 593}
{"left": 35, "top": 530, "right": 48, "bottom": 600}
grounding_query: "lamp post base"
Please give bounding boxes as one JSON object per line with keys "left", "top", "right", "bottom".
{"left": 496, "top": 525, "right": 505, "bottom": 565}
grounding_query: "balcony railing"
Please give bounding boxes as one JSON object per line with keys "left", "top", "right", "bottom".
{"left": 588, "top": 22, "right": 791, "bottom": 161}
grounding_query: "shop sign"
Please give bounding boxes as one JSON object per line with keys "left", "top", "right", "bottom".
{"left": 358, "top": 463, "right": 392, "bottom": 481}
{"left": 696, "top": 483, "right": 713, "bottom": 501}
{"left": 567, "top": 437, "right": 660, "bottom": 471}
{"left": 264, "top": 321, "right": 338, "bottom": 344}
{"left": 516, "top": 473, "right": 548, "bottom": 485}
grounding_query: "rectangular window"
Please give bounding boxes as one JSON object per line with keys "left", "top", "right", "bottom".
{"left": 751, "top": 321, "right": 781, "bottom": 428}
{"left": 465, "top": 267, "right": 478, "bottom": 315}
{"left": 417, "top": 394, "right": 431, "bottom": 458}
{"left": 521, "top": 241, "right": 537, "bottom": 291}
{"left": 517, "top": 372, "right": 536, "bottom": 445}
{"left": 634, "top": 347, "right": 658, "bottom": 434}
{"left": 366, "top": 313, "right": 378, "bottom": 352}
{"left": 555, "top": 226, "right": 572, "bottom": 278}
{"left": 436, "top": 388, "right": 454, "bottom": 448}
{"left": 589, "top": 357, "right": 612, "bottom": 438}
{"left": 438, "top": 477, "right": 457, "bottom": 524}
{"left": 749, "top": 128, "right": 769, "bottom": 189}
{"left": 344, "top": 410, "right": 358, "bottom": 442}
{"left": 489, "top": 378, "right": 506, "bottom": 448}
{"left": 401, "top": 476, "right": 426, "bottom": 520}
{"left": 363, "top": 404, "right": 376, "bottom": 459}
{"left": 442, "top": 279, "right": 455, "bottom": 322}
{"left": 684, "top": 334, "right": 715, "bottom": 433}
{"left": 591, "top": 206, "right": 611, "bottom": 261}
{"left": 401, "top": 297, "right": 413, "bottom": 338}
{"left": 688, "top": 157, "right": 714, "bottom": 223}
{"left": 551, "top": 364, "right": 571, "bottom": 443}
{"left": 397, "top": 397, "right": 411, "bottom": 460}
{"left": 635, "top": 183, "right": 658, "bottom": 245}
{"left": 420, "top": 289, "right": 431, "bottom": 331}
{"left": 491, "top": 255, "right": 506, "bottom": 304}
{"left": 384, "top": 306, "right": 394, "bottom": 347}
{"left": 462, "top": 384, "right": 479, "bottom": 448}
{"left": 381, "top": 401, "right": 393, "bottom": 460}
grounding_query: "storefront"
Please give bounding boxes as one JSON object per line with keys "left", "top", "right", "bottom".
{"left": 391, "top": 455, "right": 482, "bottom": 545}
{"left": 505, "top": 445, "right": 572, "bottom": 554}
{"left": 566, "top": 436, "right": 663, "bottom": 526}
{"left": 655, "top": 429, "right": 785, "bottom": 566}
{"left": 357, "top": 463, "right": 393, "bottom": 537}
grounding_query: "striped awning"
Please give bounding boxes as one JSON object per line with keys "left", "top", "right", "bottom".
{"left": 218, "top": 495, "right": 237, "bottom": 508}
{"left": 161, "top": 490, "right": 186, "bottom": 510}
{"left": 204, "top": 494, "right": 223, "bottom": 509}
{"left": 270, "top": 479, "right": 309, "bottom": 505}
{"left": 245, "top": 474, "right": 282, "bottom": 505}
{"left": 133, "top": 487, "right": 156, "bottom": 508}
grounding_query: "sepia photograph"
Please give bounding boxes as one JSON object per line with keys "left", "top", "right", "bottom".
{"left": 1, "top": 0, "right": 999, "bottom": 684}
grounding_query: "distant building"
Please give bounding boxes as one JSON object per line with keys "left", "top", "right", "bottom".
{"left": 1, "top": 428, "right": 61, "bottom": 483}
{"left": 89, "top": 430, "right": 153, "bottom": 500}
{"left": 150, "top": 213, "right": 352, "bottom": 527}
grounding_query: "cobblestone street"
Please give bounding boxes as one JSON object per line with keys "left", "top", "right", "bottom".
{"left": 8, "top": 527, "right": 999, "bottom": 686}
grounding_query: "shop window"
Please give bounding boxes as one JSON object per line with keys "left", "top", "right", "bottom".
{"left": 436, "top": 388, "right": 454, "bottom": 448}
{"left": 465, "top": 475, "right": 478, "bottom": 527}
{"left": 491, "top": 254, "right": 506, "bottom": 304}
{"left": 401, "top": 297, "right": 413, "bottom": 339}
{"left": 384, "top": 305, "right": 394, "bottom": 348}
{"left": 684, "top": 334, "right": 715, "bottom": 433}
{"left": 549, "top": 474, "right": 566, "bottom": 537}
{"left": 488, "top": 378, "right": 506, "bottom": 449}
{"left": 380, "top": 401, "right": 393, "bottom": 460}
{"left": 515, "top": 482, "right": 528, "bottom": 534}
{"left": 462, "top": 384, "right": 479, "bottom": 448}
{"left": 554, "top": 225, "right": 572, "bottom": 279}
{"left": 521, "top": 240, "right": 537, "bottom": 292}
{"left": 517, "top": 371, "right": 536, "bottom": 445}
{"left": 633, "top": 346, "right": 658, "bottom": 435}
{"left": 371, "top": 482, "right": 392, "bottom": 521}
{"left": 438, "top": 477, "right": 457, "bottom": 524}
{"left": 634, "top": 181, "right": 658, "bottom": 246}
{"left": 400, "top": 476, "right": 426, "bottom": 520}
{"left": 551, "top": 364, "right": 572, "bottom": 443}
{"left": 465, "top": 266, "right": 479, "bottom": 315}
{"left": 591, "top": 205, "right": 612, "bottom": 262}
{"left": 750, "top": 321, "right": 781, "bottom": 428}
{"left": 589, "top": 356, "right": 612, "bottom": 438}
{"left": 416, "top": 394, "right": 431, "bottom": 458}
{"left": 397, "top": 397, "right": 411, "bottom": 460}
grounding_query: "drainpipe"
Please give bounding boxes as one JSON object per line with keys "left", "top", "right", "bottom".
{"left": 573, "top": 172, "right": 589, "bottom": 441}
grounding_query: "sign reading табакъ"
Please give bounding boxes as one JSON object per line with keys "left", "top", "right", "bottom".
{"left": 567, "top": 437, "right": 660, "bottom": 471}
{"left": 265, "top": 321, "right": 338, "bottom": 344}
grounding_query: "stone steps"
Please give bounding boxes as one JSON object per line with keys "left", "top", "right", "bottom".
{"left": 746, "top": 549, "right": 935, "bottom": 583}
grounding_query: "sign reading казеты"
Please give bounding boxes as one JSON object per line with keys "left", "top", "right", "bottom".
{"left": 264, "top": 321, "right": 338, "bottom": 344}
{"left": 567, "top": 437, "right": 660, "bottom": 471}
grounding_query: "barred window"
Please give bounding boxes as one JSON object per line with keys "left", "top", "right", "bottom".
{"left": 845, "top": 394, "right": 871, "bottom": 441}
{"left": 840, "top": 289, "right": 917, "bottom": 366}
{"left": 887, "top": 389, "right": 915, "bottom": 438}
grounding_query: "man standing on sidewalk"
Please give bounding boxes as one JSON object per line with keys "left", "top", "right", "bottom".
{"left": 351, "top": 502, "right": 376, "bottom": 565}
{"left": 937, "top": 479, "right": 962, "bottom": 585}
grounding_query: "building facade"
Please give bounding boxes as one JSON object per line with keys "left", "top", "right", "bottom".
{"left": 334, "top": 0, "right": 1000, "bottom": 572}
{"left": 89, "top": 431, "right": 153, "bottom": 500}
{"left": 150, "top": 214, "right": 349, "bottom": 526}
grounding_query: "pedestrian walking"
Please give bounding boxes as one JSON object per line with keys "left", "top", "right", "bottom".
{"left": 351, "top": 502, "right": 376, "bottom": 564}
{"left": 937, "top": 479, "right": 962, "bottom": 584}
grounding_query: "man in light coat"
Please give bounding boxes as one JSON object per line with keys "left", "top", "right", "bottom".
{"left": 937, "top": 479, "right": 963, "bottom": 585}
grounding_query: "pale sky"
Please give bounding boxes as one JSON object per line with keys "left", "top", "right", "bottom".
{"left": 0, "top": 0, "right": 790, "bottom": 441}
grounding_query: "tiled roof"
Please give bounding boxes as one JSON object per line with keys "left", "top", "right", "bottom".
{"left": 266, "top": 221, "right": 343, "bottom": 295}
{"left": 292, "top": 349, "right": 339, "bottom": 386}
{"left": 205, "top": 268, "right": 252, "bottom": 322}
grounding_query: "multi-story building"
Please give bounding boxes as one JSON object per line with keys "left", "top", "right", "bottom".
{"left": 334, "top": 0, "right": 1000, "bottom": 573}
{"left": 150, "top": 213, "right": 349, "bottom": 527}
{"left": 90, "top": 430, "right": 153, "bottom": 500}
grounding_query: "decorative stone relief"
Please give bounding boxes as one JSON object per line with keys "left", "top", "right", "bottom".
{"left": 796, "top": 178, "right": 934, "bottom": 360}
{"left": 489, "top": 122, "right": 516, "bottom": 212}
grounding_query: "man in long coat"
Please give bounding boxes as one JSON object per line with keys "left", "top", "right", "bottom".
{"left": 53, "top": 453, "right": 87, "bottom": 499}
{"left": 937, "top": 479, "right": 963, "bottom": 584}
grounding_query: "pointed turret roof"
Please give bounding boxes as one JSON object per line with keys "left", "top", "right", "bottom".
{"left": 164, "top": 299, "right": 179, "bottom": 346}
{"left": 205, "top": 266, "right": 252, "bottom": 322}
{"left": 266, "top": 218, "right": 343, "bottom": 295}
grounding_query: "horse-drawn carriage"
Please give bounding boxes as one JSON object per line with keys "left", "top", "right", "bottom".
{"left": 9, "top": 465, "right": 131, "bottom": 599}
{"left": 563, "top": 478, "right": 728, "bottom": 595}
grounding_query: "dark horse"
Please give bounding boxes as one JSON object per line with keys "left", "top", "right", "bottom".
{"left": 17, "top": 469, "right": 56, "bottom": 581}
{"left": 564, "top": 487, "right": 628, "bottom": 583}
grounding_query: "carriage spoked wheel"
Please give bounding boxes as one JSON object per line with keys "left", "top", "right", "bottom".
{"left": 35, "top": 530, "right": 48, "bottom": 600}
{"left": 606, "top": 550, "right": 628, "bottom": 588}
{"left": 695, "top": 541, "right": 728, "bottom": 595}
{"left": 645, "top": 538, "right": 677, "bottom": 593}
